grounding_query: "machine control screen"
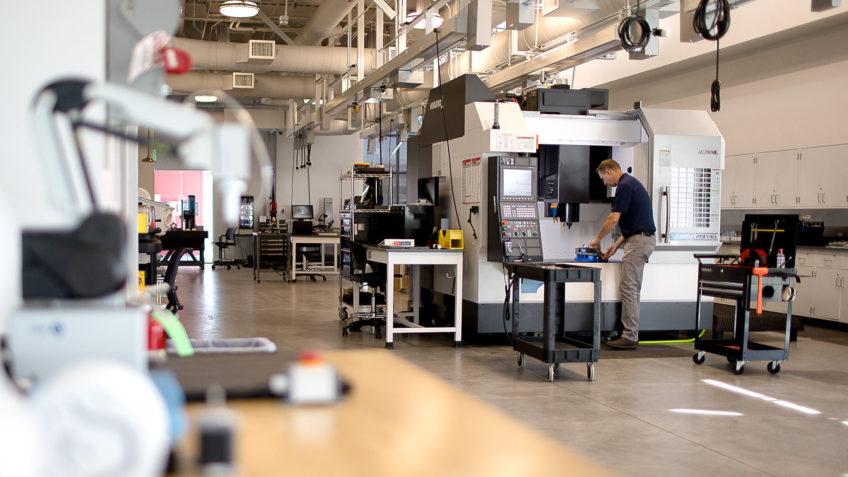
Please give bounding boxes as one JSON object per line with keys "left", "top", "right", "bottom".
{"left": 502, "top": 168, "right": 533, "bottom": 199}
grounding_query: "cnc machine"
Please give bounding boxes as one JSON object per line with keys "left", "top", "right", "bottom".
{"left": 417, "top": 75, "right": 724, "bottom": 338}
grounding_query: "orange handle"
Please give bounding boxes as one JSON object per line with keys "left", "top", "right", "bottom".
{"left": 752, "top": 267, "right": 768, "bottom": 316}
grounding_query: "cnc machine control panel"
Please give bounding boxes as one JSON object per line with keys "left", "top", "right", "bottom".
{"left": 488, "top": 156, "right": 543, "bottom": 262}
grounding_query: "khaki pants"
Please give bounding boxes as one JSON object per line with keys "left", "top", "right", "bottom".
{"left": 620, "top": 234, "right": 655, "bottom": 342}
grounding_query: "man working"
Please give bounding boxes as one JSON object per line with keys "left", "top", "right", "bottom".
{"left": 589, "top": 159, "right": 656, "bottom": 350}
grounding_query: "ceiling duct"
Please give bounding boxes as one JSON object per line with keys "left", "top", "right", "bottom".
{"left": 173, "top": 37, "right": 376, "bottom": 75}
{"left": 294, "top": 0, "right": 357, "bottom": 45}
{"left": 167, "top": 72, "right": 316, "bottom": 98}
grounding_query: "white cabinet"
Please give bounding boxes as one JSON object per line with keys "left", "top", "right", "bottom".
{"left": 811, "top": 268, "right": 842, "bottom": 320}
{"left": 798, "top": 144, "right": 848, "bottom": 208}
{"left": 792, "top": 265, "right": 815, "bottom": 317}
{"left": 753, "top": 150, "right": 799, "bottom": 208}
{"left": 723, "top": 144, "right": 848, "bottom": 211}
{"left": 722, "top": 154, "right": 755, "bottom": 209}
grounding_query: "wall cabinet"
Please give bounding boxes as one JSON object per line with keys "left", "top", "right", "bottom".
{"left": 721, "top": 154, "right": 755, "bottom": 208}
{"left": 723, "top": 144, "right": 848, "bottom": 210}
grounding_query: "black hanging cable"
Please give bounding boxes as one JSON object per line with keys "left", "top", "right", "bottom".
{"left": 378, "top": 102, "right": 383, "bottom": 166}
{"left": 618, "top": 0, "right": 651, "bottom": 53}
{"left": 693, "top": 0, "right": 731, "bottom": 112}
{"left": 434, "top": 28, "right": 462, "bottom": 230}
{"left": 711, "top": 39, "right": 721, "bottom": 112}
{"left": 290, "top": 134, "right": 296, "bottom": 206}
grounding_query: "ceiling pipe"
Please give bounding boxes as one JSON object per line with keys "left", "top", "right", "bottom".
{"left": 174, "top": 37, "right": 376, "bottom": 75}
{"left": 167, "top": 72, "right": 317, "bottom": 99}
{"left": 295, "top": 0, "right": 358, "bottom": 45}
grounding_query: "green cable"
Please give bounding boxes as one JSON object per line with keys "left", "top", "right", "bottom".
{"left": 152, "top": 309, "right": 195, "bottom": 357}
{"left": 640, "top": 329, "right": 706, "bottom": 345}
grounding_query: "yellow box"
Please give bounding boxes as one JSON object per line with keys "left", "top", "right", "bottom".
{"left": 137, "top": 271, "right": 146, "bottom": 290}
{"left": 438, "top": 229, "right": 464, "bottom": 250}
{"left": 137, "top": 212, "right": 149, "bottom": 234}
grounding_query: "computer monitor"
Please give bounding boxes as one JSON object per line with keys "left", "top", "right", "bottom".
{"left": 292, "top": 205, "right": 314, "bottom": 220}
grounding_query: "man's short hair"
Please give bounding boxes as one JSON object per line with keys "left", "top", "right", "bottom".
{"left": 596, "top": 159, "right": 621, "bottom": 174}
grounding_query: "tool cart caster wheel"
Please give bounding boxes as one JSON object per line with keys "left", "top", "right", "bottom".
{"left": 587, "top": 363, "right": 595, "bottom": 382}
{"left": 547, "top": 364, "right": 557, "bottom": 382}
{"left": 733, "top": 361, "right": 745, "bottom": 375}
{"left": 767, "top": 361, "right": 781, "bottom": 374}
{"left": 727, "top": 356, "right": 736, "bottom": 364}
{"left": 517, "top": 353, "right": 526, "bottom": 368}
{"left": 342, "top": 328, "right": 349, "bottom": 337}
{"left": 692, "top": 352, "right": 706, "bottom": 365}
{"left": 339, "top": 308, "right": 348, "bottom": 321}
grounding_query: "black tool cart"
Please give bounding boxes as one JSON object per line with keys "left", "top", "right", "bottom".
{"left": 507, "top": 263, "right": 601, "bottom": 382}
{"left": 692, "top": 214, "right": 799, "bottom": 375}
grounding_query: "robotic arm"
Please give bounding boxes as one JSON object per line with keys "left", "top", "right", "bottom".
{"left": 25, "top": 78, "right": 270, "bottom": 299}
{"left": 31, "top": 78, "right": 260, "bottom": 227}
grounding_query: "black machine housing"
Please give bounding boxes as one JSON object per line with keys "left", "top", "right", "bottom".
{"left": 520, "top": 86, "right": 614, "bottom": 225}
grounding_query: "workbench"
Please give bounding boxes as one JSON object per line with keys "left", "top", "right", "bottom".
{"left": 365, "top": 246, "right": 463, "bottom": 348}
{"left": 290, "top": 234, "right": 340, "bottom": 281}
{"left": 160, "top": 230, "right": 209, "bottom": 270}
{"left": 174, "top": 350, "right": 610, "bottom": 477}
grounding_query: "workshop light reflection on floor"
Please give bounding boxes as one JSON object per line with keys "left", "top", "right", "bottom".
{"left": 701, "top": 379, "right": 821, "bottom": 416}
{"left": 669, "top": 409, "right": 743, "bottom": 417}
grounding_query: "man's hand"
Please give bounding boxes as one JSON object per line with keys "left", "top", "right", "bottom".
{"left": 603, "top": 244, "right": 619, "bottom": 260}
{"left": 589, "top": 238, "right": 601, "bottom": 250}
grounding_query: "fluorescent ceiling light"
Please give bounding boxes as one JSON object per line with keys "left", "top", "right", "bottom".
{"left": 194, "top": 94, "right": 219, "bottom": 103}
{"left": 405, "top": 11, "right": 443, "bottom": 30}
{"left": 670, "top": 409, "right": 743, "bottom": 417}
{"left": 220, "top": 1, "right": 260, "bottom": 18}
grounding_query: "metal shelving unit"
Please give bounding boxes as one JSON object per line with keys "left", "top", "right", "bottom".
{"left": 338, "top": 168, "right": 394, "bottom": 323}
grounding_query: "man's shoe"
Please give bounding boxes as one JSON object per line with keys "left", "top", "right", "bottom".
{"left": 604, "top": 337, "right": 638, "bottom": 350}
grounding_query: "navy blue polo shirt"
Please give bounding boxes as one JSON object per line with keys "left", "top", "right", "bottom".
{"left": 612, "top": 174, "right": 656, "bottom": 238}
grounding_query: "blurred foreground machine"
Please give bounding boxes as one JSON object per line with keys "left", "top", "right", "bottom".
{"left": 416, "top": 75, "right": 724, "bottom": 337}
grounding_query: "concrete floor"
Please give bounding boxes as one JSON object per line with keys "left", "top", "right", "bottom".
{"left": 175, "top": 268, "right": 848, "bottom": 476}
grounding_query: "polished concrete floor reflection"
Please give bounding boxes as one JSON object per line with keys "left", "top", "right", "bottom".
{"left": 174, "top": 268, "right": 848, "bottom": 476}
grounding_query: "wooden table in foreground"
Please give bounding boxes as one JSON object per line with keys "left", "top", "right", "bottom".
{"left": 176, "top": 350, "right": 611, "bottom": 477}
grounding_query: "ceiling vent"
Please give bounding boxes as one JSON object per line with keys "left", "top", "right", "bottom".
{"left": 237, "top": 40, "right": 275, "bottom": 64}
{"left": 226, "top": 72, "right": 255, "bottom": 89}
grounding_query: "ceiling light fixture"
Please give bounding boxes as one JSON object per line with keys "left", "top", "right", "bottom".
{"left": 194, "top": 94, "right": 219, "bottom": 103}
{"left": 405, "top": 11, "right": 443, "bottom": 30}
{"left": 220, "top": 0, "right": 260, "bottom": 18}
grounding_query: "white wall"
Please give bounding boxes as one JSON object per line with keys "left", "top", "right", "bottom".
{"left": 602, "top": 20, "right": 848, "bottom": 156}
{"left": 276, "top": 134, "right": 364, "bottom": 225}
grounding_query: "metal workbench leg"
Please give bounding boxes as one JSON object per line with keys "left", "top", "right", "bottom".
{"left": 290, "top": 240, "right": 296, "bottom": 282}
{"left": 593, "top": 274, "right": 601, "bottom": 354}
{"left": 454, "top": 257, "right": 463, "bottom": 346}
{"left": 413, "top": 265, "right": 421, "bottom": 325}
{"left": 385, "top": 260, "right": 395, "bottom": 349}
{"left": 555, "top": 282, "right": 565, "bottom": 342}
{"left": 543, "top": 282, "right": 556, "bottom": 355}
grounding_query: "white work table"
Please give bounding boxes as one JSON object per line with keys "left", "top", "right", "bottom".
{"left": 364, "top": 246, "right": 464, "bottom": 348}
{"left": 290, "top": 234, "right": 340, "bottom": 281}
